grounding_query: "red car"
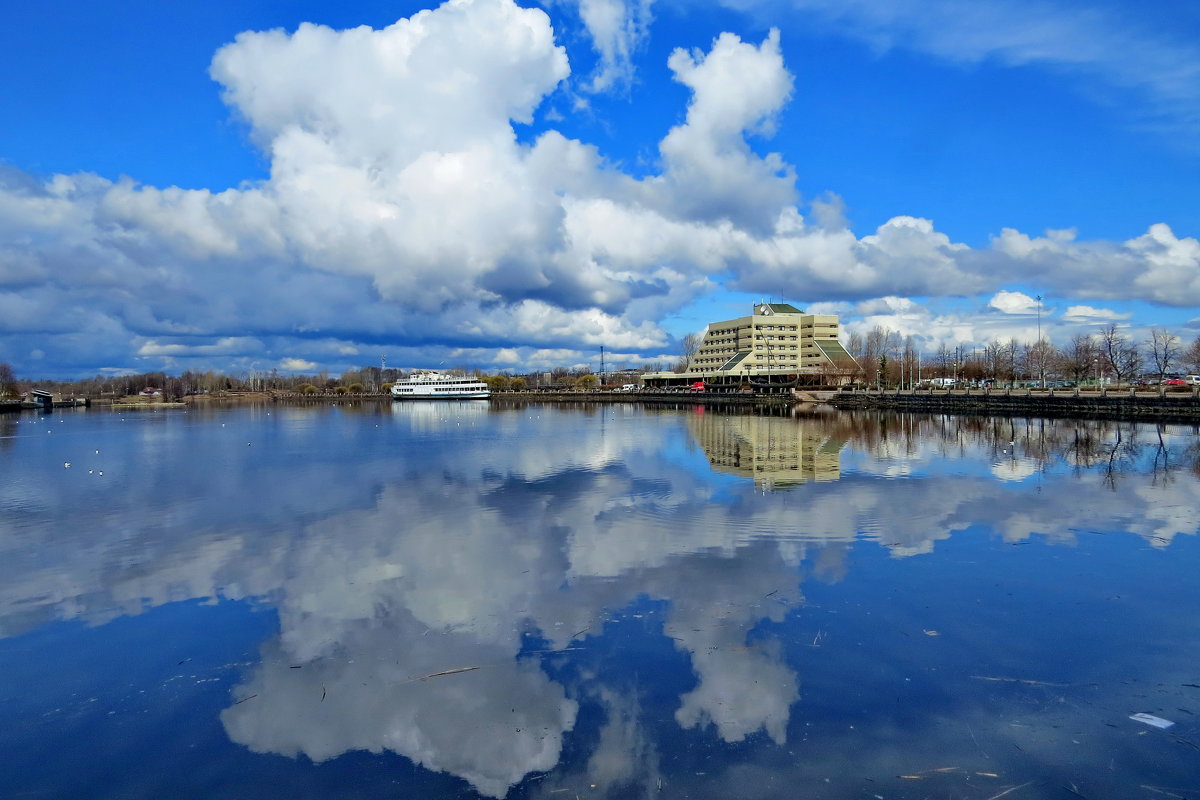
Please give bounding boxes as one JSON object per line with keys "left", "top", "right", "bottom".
{"left": 1163, "top": 378, "right": 1186, "bottom": 386}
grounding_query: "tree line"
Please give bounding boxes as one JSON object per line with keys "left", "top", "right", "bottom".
{"left": 0, "top": 363, "right": 620, "bottom": 400}
{"left": 844, "top": 325, "right": 1200, "bottom": 388}
{"left": 5, "top": 323, "right": 1196, "bottom": 399}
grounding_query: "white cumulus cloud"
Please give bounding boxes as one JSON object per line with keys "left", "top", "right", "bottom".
{"left": 279, "top": 357, "right": 318, "bottom": 371}
{"left": 988, "top": 290, "right": 1038, "bottom": 315}
{"left": 0, "top": 0, "right": 1196, "bottom": 378}
{"left": 1061, "top": 305, "right": 1130, "bottom": 322}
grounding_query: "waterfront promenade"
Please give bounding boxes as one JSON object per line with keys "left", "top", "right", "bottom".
{"left": 829, "top": 385, "right": 1200, "bottom": 420}
{"left": 9, "top": 385, "right": 1200, "bottom": 421}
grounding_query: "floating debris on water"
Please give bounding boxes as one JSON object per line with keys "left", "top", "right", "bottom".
{"left": 1130, "top": 713, "right": 1174, "bottom": 729}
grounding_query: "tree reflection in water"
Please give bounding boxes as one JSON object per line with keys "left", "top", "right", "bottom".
{"left": 0, "top": 405, "right": 1197, "bottom": 798}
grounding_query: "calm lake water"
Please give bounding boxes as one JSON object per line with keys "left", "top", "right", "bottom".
{"left": 1, "top": 401, "right": 1198, "bottom": 799}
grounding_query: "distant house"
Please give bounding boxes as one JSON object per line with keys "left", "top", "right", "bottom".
{"left": 139, "top": 387, "right": 162, "bottom": 397}
{"left": 21, "top": 389, "right": 55, "bottom": 409}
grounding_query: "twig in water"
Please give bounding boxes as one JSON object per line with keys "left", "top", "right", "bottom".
{"left": 984, "top": 781, "right": 1034, "bottom": 800}
{"left": 967, "top": 722, "right": 988, "bottom": 758}
{"left": 409, "top": 666, "right": 480, "bottom": 682}
{"left": 234, "top": 694, "right": 258, "bottom": 705}
{"left": 971, "top": 675, "right": 1068, "bottom": 687}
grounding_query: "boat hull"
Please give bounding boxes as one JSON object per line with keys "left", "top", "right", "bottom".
{"left": 390, "top": 391, "right": 490, "bottom": 399}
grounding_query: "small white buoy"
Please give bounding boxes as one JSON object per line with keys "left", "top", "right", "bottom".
{"left": 89, "top": 469, "right": 94, "bottom": 474}
{"left": 98, "top": 471, "right": 104, "bottom": 476}
{"left": 64, "top": 462, "right": 71, "bottom": 468}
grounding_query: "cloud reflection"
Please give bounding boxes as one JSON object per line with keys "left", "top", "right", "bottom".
{"left": 1, "top": 406, "right": 1199, "bottom": 795}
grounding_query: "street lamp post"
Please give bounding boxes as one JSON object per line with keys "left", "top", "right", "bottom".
{"left": 1036, "top": 294, "right": 1043, "bottom": 388}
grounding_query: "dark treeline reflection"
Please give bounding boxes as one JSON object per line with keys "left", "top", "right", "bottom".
{"left": 1, "top": 405, "right": 1198, "bottom": 799}
{"left": 794, "top": 409, "right": 1200, "bottom": 485}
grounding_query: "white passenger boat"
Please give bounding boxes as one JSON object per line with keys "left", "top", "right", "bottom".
{"left": 390, "top": 371, "right": 490, "bottom": 399}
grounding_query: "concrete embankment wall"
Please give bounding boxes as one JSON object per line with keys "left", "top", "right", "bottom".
{"left": 829, "top": 389, "right": 1200, "bottom": 420}
{"left": 267, "top": 390, "right": 791, "bottom": 407}
{"left": 494, "top": 391, "right": 793, "bottom": 407}
{"left": 269, "top": 392, "right": 389, "bottom": 402}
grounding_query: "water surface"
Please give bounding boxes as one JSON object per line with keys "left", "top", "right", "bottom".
{"left": 1, "top": 403, "right": 1198, "bottom": 799}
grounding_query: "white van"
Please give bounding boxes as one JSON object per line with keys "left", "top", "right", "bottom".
{"left": 1187, "top": 375, "right": 1200, "bottom": 386}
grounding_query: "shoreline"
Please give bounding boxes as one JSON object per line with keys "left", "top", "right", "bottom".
{"left": 828, "top": 387, "right": 1200, "bottom": 422}
{"left": 8, "top": 387, "right": 1200, "bottom": 422}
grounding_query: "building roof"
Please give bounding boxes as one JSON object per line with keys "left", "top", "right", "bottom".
{"left": 814, "top": 339, "right": 856, "bottom": 364}
{"left": 757, "top": 303, "right": 804, "bottom": 315}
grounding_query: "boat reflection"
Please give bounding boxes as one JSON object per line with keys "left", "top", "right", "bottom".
{"left": 389, "top": 399, "right": 489, "bottom": 431}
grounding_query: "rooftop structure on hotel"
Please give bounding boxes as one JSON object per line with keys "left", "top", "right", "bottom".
{"left": 643, "top": 302, "right": 857, "bottom": 390}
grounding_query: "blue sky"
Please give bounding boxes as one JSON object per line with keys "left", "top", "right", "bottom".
{"left": 2, "top": 0, "right": 1199, "bottom": 378}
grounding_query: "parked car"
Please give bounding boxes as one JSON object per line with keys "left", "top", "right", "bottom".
{"left": 1163, "top": 378, "right": 1187, "bottom": 386}
{"left": 1187, "top": 375, "right": 1200, "bottom": 386}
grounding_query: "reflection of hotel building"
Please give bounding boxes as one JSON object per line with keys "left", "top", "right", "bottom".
{"left": 644, "top": 303, "right": 857, "bottom": 389}
{"left": 687, "top": 413, "right": 845, "bottom": 489}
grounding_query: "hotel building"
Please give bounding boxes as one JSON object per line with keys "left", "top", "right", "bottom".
{"left": 644, "top": 302, "right": 857, "bottom": 389}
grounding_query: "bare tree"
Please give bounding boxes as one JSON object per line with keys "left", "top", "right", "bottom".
{"left": 1005, "top": 337, "right": 1021, "bottom": 382}
{"left": 1026, "top": 337, "right": 1055, "bottom": 386}
{"left": 845, "top": 331, "right": 864, "bottom": 358}
{"left": 673, "top": 330, "right": 704, "bottom": 373}
{"left": 861, "top": 326, "right": 899, "bottom": 387}
{"left": 900, "top": 335, "right": 919, "bottom": 388}
{"left": 0, "top": 362, "right": 14, "bottom": 398}
{"left": 843, "top": 330, "right": 866, "bottom": 382}
{"left": 1146, "top": 328, "right": 1181, "bottom": 381}
{"left": 935, "top": 342, "right": 953, "bottom": 378}
{"left": 1097, "top": 324, "right": 1142, "bottom": 384}
{"left": 1057, "top": 334, "right": 1098, "bottom": 383}
{"left": 983, "top": 340, "right": 1006, "bottom": 381}
{"left": 1185, "top": 335, "right": 1200, "bottom": 374}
